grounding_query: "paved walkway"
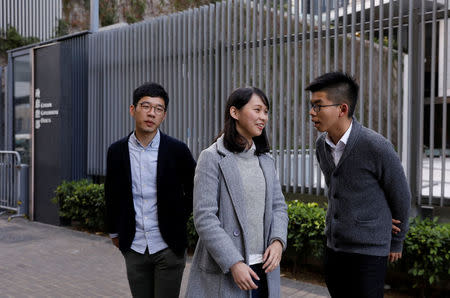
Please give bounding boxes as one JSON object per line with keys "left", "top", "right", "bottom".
{"left": 0, "top": 215, "right": 330, "bottom": 297}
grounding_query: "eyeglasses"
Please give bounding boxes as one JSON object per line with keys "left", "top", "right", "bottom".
{"left": 310, "top": 103, "right": 341, "bottom": 113}
{"left": 138, "top": 102, "right": 166, "bottom": 115}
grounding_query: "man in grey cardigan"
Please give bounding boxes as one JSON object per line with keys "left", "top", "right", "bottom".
{"left": 306, "top": 72, "right": 410, "bottom": 298}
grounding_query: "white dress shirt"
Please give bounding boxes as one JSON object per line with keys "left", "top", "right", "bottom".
{"left": 325, "top": 121, "right": 353, "bottom": 166}
{"left": 128, "top": 130, "right": 168, "bottom": 254}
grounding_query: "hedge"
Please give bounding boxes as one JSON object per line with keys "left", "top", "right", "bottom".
{"left": 54, "top": 181, "right": 449, "bottom": 291}
{"left": 52, "top": 179, "right": 105, "bottom": 231}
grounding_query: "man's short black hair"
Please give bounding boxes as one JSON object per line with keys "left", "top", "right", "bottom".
{"left": 133, "top": 82, "right": 169, "bottom": 109}
{"left": 305, "top": 71, "right": 359, "bottom": 117}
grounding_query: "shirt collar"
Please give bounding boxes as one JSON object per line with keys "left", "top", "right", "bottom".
{"left": 130, "top": 130, "right": 160, "bottom": 149}
{"left": 325, "top": 120, "right": 353, "bottom": 149}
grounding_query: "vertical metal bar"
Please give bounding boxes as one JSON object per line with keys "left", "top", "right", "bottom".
{"left": 201, "top": 8, "right": 206, "bottom": 147}
{"left": 316, "top": 0, "right": 323, "bottom": 195}
{"left": 378, "top": 1, "right": 384, "bottom": 134}
{"left": 301, "top": 0, "right": 307, "bottom": 193}
{"left": 359, "top": 0, "right": 365, "bottom": 122}
{"left": 188, "top": 10, "right": 193, "bottom": 150}
{"left": 387, "top": 0, "right": 393, "bottom": 142}
{"left": 408, "top": 0, "right": 422, "bottom": 209}
{"left": 181, "top": 11, "right": 189, "bottom": 144}
{"left": 193, "top": 9, "right": 198, "bottom": 157}
{"left": 240, "top": 0, "right": 244, "bottom": 85}
{"left": 265, "top": 0, "right": 270, "bottom": 97}
{"left": 209, "top": 5, "right": 215, "bottom": 138}
{"left": 258, "top": 0, "right": 263, "bottom": 88}
{"left": 252, "top": 0, "right": 257, "bottom": 86}
{"left": 429, "top": 0, "right": 437, "bottom": 204}
{"left": 293, "top": 0, "right": 299, "bottom": 192}
{"left": 309, "top": 0, "right": 315, "bottom": 194}
{"left": 334, "top": 0, "right": 338, "bottom": 70}
{"left": 285, "top": 0, "right": 291, "bottom": 192}
{"left": 318, "top": 0, "right": 323, "bottom": 75}
{"left": 215, "top": 4, "right": 220, "bottom": 135}
{"left": 342, "top": 0, "right": 348, "bottom": 72}
{"left": 227, "top": 0, "right": 231, "bottom": 95}
{"left": 246, "top": 0, "right": 250, "bottom": 85}
{"left": 233, "top": 0, "right": 238, "bottom": 89}
{"left": 369, "top": 0, "right": 374, "bottom": 129}
{"left": 326, "top": 0, "right": 331, "bottom": 73}
{"left": 418, "top": 0, "right": 426, "bottom": 205}
{"left": 272, "top": 0, "right": 278, "bottom": 167}
{"left": 221, "top": 3, "right": 226, "bottom": 125}
{"left": 441, "top": 0, "right": 448, "bottom": 206}
{"left": 397, "top": 0, "right": 403, "bottom": 157}
{"left": 279, "top": 0, "right": 285, "bottom": 186}
{"left": 350, "top": 0, "right": 356, "bottom": 76}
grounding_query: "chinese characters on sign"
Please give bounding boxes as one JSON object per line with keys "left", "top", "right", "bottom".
{"left": 34, "top": 88, "right": 59, "bottom": 129}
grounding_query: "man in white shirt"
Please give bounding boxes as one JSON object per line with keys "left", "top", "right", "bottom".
{"left": 105, "top": 82, "right": 196, "bottom": 298}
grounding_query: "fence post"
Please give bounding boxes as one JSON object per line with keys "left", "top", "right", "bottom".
{"left": 408, "top": 1, "right": 422, "bottom": 216}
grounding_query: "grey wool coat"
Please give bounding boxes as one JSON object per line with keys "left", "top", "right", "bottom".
{"left": 185, "top": 136, "right": 289, "bottom": 298}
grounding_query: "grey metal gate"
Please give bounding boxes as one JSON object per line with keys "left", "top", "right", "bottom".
{"left": 0, "top": 151, "right": 24, "bottom": 219}
{"left": 86, "top": 0, "right": 450, "bottom": 208}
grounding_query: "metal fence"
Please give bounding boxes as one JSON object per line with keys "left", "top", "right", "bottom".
{"left": 0, "top": 151, "right": 23, "bottom": 218}
{"left": 87, "top": 0, "right": 450, "bottom": 207}
{"left": 0, "top": 0, "right": 62, "bottom": 41}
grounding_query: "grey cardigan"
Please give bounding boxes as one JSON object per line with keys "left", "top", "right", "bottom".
{"left": 185, "top": 136, "right": 288, "bottom": 298}
{"left": 316, "top": 118, "right": 411, "bottom": 256}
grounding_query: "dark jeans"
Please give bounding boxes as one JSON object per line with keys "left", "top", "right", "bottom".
{"left": 324, "top": 247, "right": 388, "bottom": 298}
{"left": 122, "top": 247, "right": 185, "bottom": 298}
{"left": 250, "top": 263, "right": 268, "bottom": 298}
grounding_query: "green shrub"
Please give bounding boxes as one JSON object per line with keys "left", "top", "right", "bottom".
{"left": 186, "top": 213, "right": 198, "bottom": 252}
{"left": 287, "top": 201, "right": 326, "bottom": 260}
{"left": 52, "top": 180, "right": 105, "bottom": 231}
{"left": 403, "top": 217, "right": 450, "bottom": 289}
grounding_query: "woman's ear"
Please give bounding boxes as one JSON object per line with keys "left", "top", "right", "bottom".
{"left": 230, "top": 106, "right": 239, "bottom": 120}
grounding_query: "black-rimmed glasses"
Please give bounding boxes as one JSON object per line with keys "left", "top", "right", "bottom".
{"left": 310, "top": 103, "right": 340, "bottom": 112}
{"left": 138, "top": 102, "right": 166, "bottom": 115}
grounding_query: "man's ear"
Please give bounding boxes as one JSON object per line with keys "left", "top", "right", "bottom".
{"left": 230, "top": 106, "right": 239, "bottom": 120}
{"left": 340, "top": 103, "right": 349, "bottom": 117}
{"left": 130, "top": 104, "right": 135, "bottom": 117}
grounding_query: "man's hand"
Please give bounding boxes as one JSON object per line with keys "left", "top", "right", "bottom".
{"left": 262, "top": 240, "right": 283, "bottom": 273}
{"left": 389, "top": 252, "right": 402, "bottom": 263}
{"left": 111, "top": 237, "right": 119, "bottom": 248}
{"left": 392, "top": 218, "right": 401, "bottom": 235}
{"left": 230, "top": 262, "right": 259, "bottom": 290}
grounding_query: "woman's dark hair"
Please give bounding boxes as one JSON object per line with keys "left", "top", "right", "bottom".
{"left": 219, "top": 87, "right": 270, "bottom": 155}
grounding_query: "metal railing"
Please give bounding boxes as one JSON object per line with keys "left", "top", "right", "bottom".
{"left": 86, "top": 0, "right": 450, "bottom": 207}
{"left": 0, "top": 151, "right": 23, "bottom": 219}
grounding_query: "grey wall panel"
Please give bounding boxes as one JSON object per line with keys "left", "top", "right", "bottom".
{"left": 1, "top": 0, "right": 62, "bottom": 41}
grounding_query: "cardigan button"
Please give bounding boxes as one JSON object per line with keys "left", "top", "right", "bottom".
{"left": 233, "top": 230, "right": 240, "bottom": 237}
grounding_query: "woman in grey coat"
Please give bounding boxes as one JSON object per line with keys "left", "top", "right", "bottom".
{"left": 186, "top": 87, "right": 289, "bottom": 298}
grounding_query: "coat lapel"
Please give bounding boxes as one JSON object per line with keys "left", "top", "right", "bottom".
{"left": 216, "top": 137, "right": 249, "bottom": 240}
{"left": 122, "top": 132, "right": 133, "bottom": 189}
{"left": 156, "top": 132, "right": 167, "bottom": 191}
{"left": 321, "top": 136, "right": 336, "bottom": 172}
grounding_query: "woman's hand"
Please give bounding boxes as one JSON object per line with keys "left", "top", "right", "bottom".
{"left": 262, "top": 240, "right": 283, "bottom": 273}
{"left": 230, "top": 262, "right": 259, "bottom": 290}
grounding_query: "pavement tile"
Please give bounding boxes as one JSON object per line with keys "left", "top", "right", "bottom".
{"left": 0, "top": 215, "right": 330, "bottom": 297}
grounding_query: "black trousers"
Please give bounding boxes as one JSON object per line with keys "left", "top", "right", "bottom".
{"left": 250, "top": 263, "right": 268, "bottom": 298}
{"left": 122, "top": 248, "right": 185, "bottom": 298}
{"left": 324, "top": 247, "right": 388, "bottom": 298}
